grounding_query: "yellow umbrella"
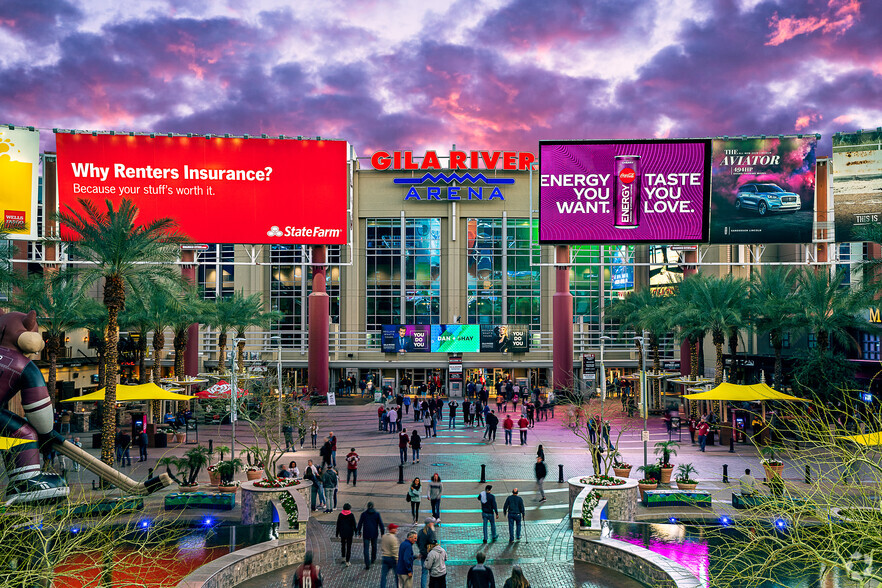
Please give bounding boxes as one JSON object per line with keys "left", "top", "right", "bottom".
{"left": 840, "top": 432, "right": 882, "bottom": 446}
{"left": 0, "top": 437, "right": 29, "bottom": 450}
{"left": 683, "top": 382, "right": 810, "bottom": 402}
{"left": 61, "top": 383, "right": 193, "bottom": 403}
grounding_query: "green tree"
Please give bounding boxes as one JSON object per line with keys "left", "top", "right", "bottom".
{"left": 229, "top": 291, "right": 280, "bottom": 374}
{"left": 672, "top": 278, "right": 707, "bottom": 381}
{"left": 10, "top": 269, "right": 92, "bottom": 407}
{"left": 794, "top": 267, "right": 876, "bottom": 353}
{"left": 678, "top": 273, "right": 748, "bottom": 385}
{"left": 80, "top": 299, "right": 108, "bottom": 389}
{"left": 55, "top": 198, "right": 186, "bottom": 465}
{"left": 168, "top": 288, "right": 210, "bottom": 381}
{"left": 205, "top": 291, "right": 261, "bottom": 375}
{"left": 749, "top": 266, "right": 799, "bottom": 389}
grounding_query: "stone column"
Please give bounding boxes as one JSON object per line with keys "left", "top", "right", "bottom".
{"left": 308, "top": 245, "right": 329, "bottom": 395}
{"left": 181, "top": 250, "right": 199, "bottom": 377}
{"left": 553, "top": 245, "right": 574, "bottom": 391}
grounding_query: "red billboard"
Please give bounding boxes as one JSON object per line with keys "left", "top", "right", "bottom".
{"left": 56, "top": 133, "right": 348, "bottom": 244}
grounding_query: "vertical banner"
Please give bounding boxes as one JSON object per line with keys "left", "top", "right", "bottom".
{"left": 0, "top": 126, "right": 40, "bottom": 240}
{"left": 833, "top": 129, "right": 882, "bottom": 242}
{"left": 710, "top": 136, "right": 817, "bottom": 243}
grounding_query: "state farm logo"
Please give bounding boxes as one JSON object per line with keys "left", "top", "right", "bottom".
{"left": 266, "top": 226, "right": 283, "bottom": 237}
{"left": 4, "top": 210, "right": 26, "bottom": 227}
{"left": 619, "top": 168, "right": 636, "bottom": 184}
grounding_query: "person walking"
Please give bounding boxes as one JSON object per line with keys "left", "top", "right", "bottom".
{"left": 399, "top": 428, "right": 410, "bottom": 465}
{"left": 345, "top": 447, "right": 359, "bottom": 486}
{"left": 410, "top": 429, "right": 422, "bottom": 464}
{"left": 397, "top": 531, "right": 418, "bottom": 588}
{"left": 478, "top": 484, "right": 499, "bottom": 543}
{"left": 424, "top": 542, "right": 448, "bottom": 588}
{"left": 485, "top": 410, "right": 498, "bottom": 441}
{"left": 503, "top": 488, "right": 526, "bottom": 542}
{"left": 463, "top": 399, "right": 472, "bottom": 427}
{"left": 310, "top": 420, "right": 319, "bottom": 448}
{"left": 137, "top": 420, "right": 149, "bottom": 462}
{"left": 283, "top": 423, "right": 295, "bottom": 452}
{"left": 305, "top": 460, "right": 325, "bottom": 511}
{"left": 697, "top": 417, "right": 710, "bottom": 452}
{"left": 467, "top": 552, "right": 495, "bottom": 588}
{"left": 416, "top": 517, "right": 438, "bottom": 588}
{"left": 322, "top": 466, "right": 338, "bottom": 513}
{"left": 502, "top": 565, "right": 530, "bottom": 588}
{"left": 408, "top": 478, "right": 422, "bottom": 524}
{"left": 587, "top": 416, "right": 597, "bottom": 445}
{"left": 403, "top": 394, "right": 411, "bottom": 415}
{"left": 380, "top": 524, "right": 400, "bottom": 588}
{"left": 422, "top": 410, "right": 433, "bottom": 438}
{"left": 601, "top": 420, "right": 612, "bottom": 452}
{"left": 428, "top": 473, "right": 443, "bottom": 522}
{"left": 496, "top": 393, "right": 504, "bottom": 414}
{"left": 517, "top": 415, "right": 529, "bottom": 445}
{"left": 356, "top": 501, "right": 385, "bottom": 569}
{"left": 320, "top": 438, "right": 333, "bottom": 468}
{"left": 447, "top": 399, "right": 458, "bottom": 429}
{"left": 388, "top": 407, "right": 399, "bottom": 435}
{"left": 503, "top": 415, "right": 514, "bottom": 445}
{"left": 71, "top": 437, "right": 82, "bottom": 471}
{"left": 473, "top": 401, "right": 483, "bottom": 428}
{"left": 294, "top": 551, "right": 323, "bottom": 588}
{"left": 116, "top": 429, "right": 132, "bottom": 466}
{"left": 335, "top": 502, "right": 357, "bottom": 566}
{"left": 329, "top": 432, "right": 338, "bottom": 467}
{"left": 534, "top": 457, "right": 547, "bottom": 502}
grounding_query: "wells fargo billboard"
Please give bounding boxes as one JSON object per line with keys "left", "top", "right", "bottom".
{"left": 56, "top": 133, "right": 348, "bottom": 244}
{"left": 0, "top": 126, "right": 40, "bottom": 240}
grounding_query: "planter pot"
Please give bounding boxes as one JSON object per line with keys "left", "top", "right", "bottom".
{"left": 208, "top": 470, "right": 220, "bottom": 486}
{"left": 763, "top": 464, "right": 784, "bottom": 481}
{"left": 613, "top": 467, "right": 632, "bottom": 478}
{"left": 174, "top": 433, "right": 186, "bottom": 443}
{"left": 660, "top": 466, "right": 674, "bottom": 484}
{"left": 637, "top": 482, "right": 657, "bottom": 501}
{"left": 676, "top": 482, "right": 698, "bottom": 491}
{"left": 218, "top": 485, "right": 239, "bottom": 493}
{"left": 246, "top": 470, "right": 264, "bottom": 481}
{"left": 178, "top": 484, "right": 200, "bottom": 493}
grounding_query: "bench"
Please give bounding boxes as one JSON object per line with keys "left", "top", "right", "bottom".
{"left": 731, "top": 492, "right": 808, "bottom": 510}
{"left": 642, "top": 489, "right": 712, "bottom": 508}
{"left": 164, "top": 491, "right": 236, "bottom": 511}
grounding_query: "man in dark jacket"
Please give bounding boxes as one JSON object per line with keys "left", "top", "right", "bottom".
{"left": 466, "top": 552, "right": 495, "bottom": 588}
{"left": 534, "top": 457, "right": 547, "bottom": 502}
{"left": 319, "top": 439, "right": 333, "bottom": 467}
{"left": 484, "top": 410, "right": 499, "bottom": 441}
{"left": 355, "top": 501, "right": 385, "bottom": 569}
{"left": 503, "top": 488, "right": 526, "bottom": 542}
{"left": 416, "top": 517, "right": 438, "bottom": 588}
{"left": 397, "top": 531, "right": 418, "bottom": 588}
{"left": 399, "top": 428, "right": 410, "bottom": 465}
{"left": 462, "top": 399, "right": 471, "bottom": 426}
{"left": 335, "top": 502, "right": 357, "bottom": 566}
{"left": 477, "top": 485, "right": 499, "bottom": 543}
{"left": 447, "top": 399, "right": 458, "bottom": 429}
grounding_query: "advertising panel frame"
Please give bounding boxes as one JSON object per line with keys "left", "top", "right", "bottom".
{"left": 832, "top": 129, "right": 882, "bottom": 243}
{"left": 0, "top": 125, "right": 40, "bottom": 241}
{"left": 538, "top": 139, "right": 712, "bottom": 245}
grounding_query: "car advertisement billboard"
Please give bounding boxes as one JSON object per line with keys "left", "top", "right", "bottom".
{"left": 56, "top": 133, "right": 348, "bottom": 244}
{"left": 832, "top": 129, "right": 882, "bottom": 242}
{"left": 381, "top": 325, "right": 432, "bottom": 353}
{"left": 539, "top": 140, "right": 711, "bottom": 244}
{"left": 710, "top": 136, "right": 817, "bottom": 244}
{"left": 479, "top": 325, "right": 530, "bottom": 352}
{"left": 0, "top": 126, "right": 40, "bottom": 240}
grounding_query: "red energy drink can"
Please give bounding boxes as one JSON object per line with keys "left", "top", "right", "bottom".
{"left": 614, "top": 155, "right": 641, "bottom": 229}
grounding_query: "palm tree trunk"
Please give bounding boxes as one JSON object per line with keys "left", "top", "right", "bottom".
{"left": 174, "top": 328, "right": 189, "bottom": 412}
{"left": 138, "top": 336, "right": 148, "bottom": 384}
{"left": 728, "top": 326, "right": 739, "bottom": 384}
{"left": 713, "top": 329, "right": 725, "bottom": 385}
{"left": 217, "top": 331, "right": 227, "bottom": 375}
{"left": 650, "top": 334, "right": 661, "bottom": 410}
{"left": 774, "top": 345, "right": 783, "bottom": 390}
{"left": 97, "top": 346, "right": 106, "bottom": 389}
{"left": 47, "top": 336, "right": 59, "bottom": 408}
{"left": 102, "top": 275, "right": 125, "bottom": 466}
{"left": 817, "top": 330, "right": 829, "bottom": 353}
{"left": 690, "top": 337, "right": 700, "bottom": 380}
{"left": 152, "top": 330, "right": 164, "bottom": 384}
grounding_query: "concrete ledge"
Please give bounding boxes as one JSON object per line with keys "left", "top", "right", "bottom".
{"left": 571, "top": 486, "right": 608, "bottom": 538}
{"left": 574, "top": 536, "right": 702, "bottom": 588}
{"left": 176, "top": 538, "right": 306, "bottom": 588}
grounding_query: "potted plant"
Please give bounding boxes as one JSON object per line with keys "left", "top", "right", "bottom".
{"left": 157, "top": 446, "right": 210, "bottom": 492}
{"left": 216, "top": 457, "right": 243, "bottom": 492}
{"left": 637, "top": 464, "right": 661, "bottom": 500}
{"left": 611, "top": 451, "right": 632, "bottom": 478}
{"left": 653, "top": 441, "right": 679, "bottom": 484}
{"left": 244, "top": 447, "right": 264, "bottom": 481}
{"left": 207, "top": 445, "right": 230, "bottom": 486}
{"left": 675, "top": 463, "right": 698, "bottom": 491}
{"left": 761, "top": 447, "right": 784, "bottom": 481}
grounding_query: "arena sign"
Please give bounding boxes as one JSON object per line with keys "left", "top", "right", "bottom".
{"left": 374, "top": 150, "right": 536, "bottom": 202}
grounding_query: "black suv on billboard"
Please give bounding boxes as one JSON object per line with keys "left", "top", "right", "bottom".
{"left": 734, "top": 183, "right": 800, "bottom": 216}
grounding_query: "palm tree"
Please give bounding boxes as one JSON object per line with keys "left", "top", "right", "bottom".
{"left": 794, "top": 267, "right": 876, "bottom": 353}
{"left": 637, "top": 294, "right": 675, "bottom": 404}
{"left": 672, "top": 278, "right": 707, "bottom": 381}
{"left": 168, "top": 288, "right": 210, "bottom": 381}
{"left": 81, "top": 299, "right": 108, "bottom": 389}
{"left": 678, "top": 273, "right": 748, "bottom": 385}
{"left": 749, "top": 267, "right": 799, "bottom": 388}
{"left": 228, "top": 292, "right": 280, "bottom": 374}
{"left": 10, "top": 269, "right": 92, "bottom": 407}
{"left": 204, "top": 292, "right": 255, "bottom": 375}
{"left": 55, "top": 198, "right": 187, "bottom": 466}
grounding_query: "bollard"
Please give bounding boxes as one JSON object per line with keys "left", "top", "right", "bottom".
{"left": 208, "top": 439, "right": 213, "bottom": 453}
{"left": 558, "top": 464, "right": 564, "bottom": 484}
{"left": 480, "top": 464, "right": 486, "bottom": 483}
{"left": 722, "top": 464, "right": 729, "bottom": 483}
{"left": 729, "top": 435, "right": 735, "bottom": 453}
{"left": 804, "top": 465, "right": 811, "bottom": 485}
{"left": 398, "top": 464, "right": 404, "bottom": 484}
{"left": 148, "top": 467, "right": 154, "bottom": 478}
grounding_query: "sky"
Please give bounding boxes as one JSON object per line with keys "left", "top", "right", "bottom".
{"left": 0, "top": 0, "right": 879, "bottom": 157}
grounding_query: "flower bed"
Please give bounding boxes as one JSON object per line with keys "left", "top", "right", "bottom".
{"left": 580, "top": 475, "right": 627, "bottom": 487}
{"left": 581, "top": 489, "right": 601, "bottom": 527}
{"left": 253, "top": 478, "right": 301, "bottom": 489}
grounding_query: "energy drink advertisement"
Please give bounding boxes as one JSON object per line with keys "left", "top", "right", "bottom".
{"left": 539, "top": 140, "right": 711, "bottom": 244}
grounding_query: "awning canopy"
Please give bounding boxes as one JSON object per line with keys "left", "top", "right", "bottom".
{"left": 194, "top": 380, "right": 247, "bottom": 399}
{"left": 683, "top": 382, "right": 810, "bottom": 402}
{"left": 0, "top": 437, "right": 29, "bottom": 451}
{"left": 840, "top": 432, "right": 882, "bottom": 446}
{"left": 61, "top": 383, "right": 193, "bottom": 403}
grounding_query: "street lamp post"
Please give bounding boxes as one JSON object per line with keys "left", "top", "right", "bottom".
{"left": 230, "top": 337, "right": 245, "bottom": 459}
{"left": 599, "top": 335, "right": 611, "bottom": 434}
{"left": 635, "top": 334, "right": 648, "bottom": 469}
{"left": 271, "top": 335, "right": 283, "bottom": 441}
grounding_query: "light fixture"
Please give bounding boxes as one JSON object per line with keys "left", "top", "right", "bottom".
{"left": 149, "top": 133, "right": 155, "bottom": 138}
{"left": 774, "top": 518, "right": 786, "bottom": 530}
{"left": 719, "top": 516, "right": 731, "bottom": 526}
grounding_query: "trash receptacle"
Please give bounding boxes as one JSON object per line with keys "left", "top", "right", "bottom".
{"left": 154, "top": 432, "right": 168, "bottom": 449}
{"left": 92, "top": 433, "right": 102, "bottom": 449}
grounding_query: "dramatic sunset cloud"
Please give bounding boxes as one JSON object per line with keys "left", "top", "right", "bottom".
{"left": 0, "top": 0, "right": 880, "bottom": 156}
